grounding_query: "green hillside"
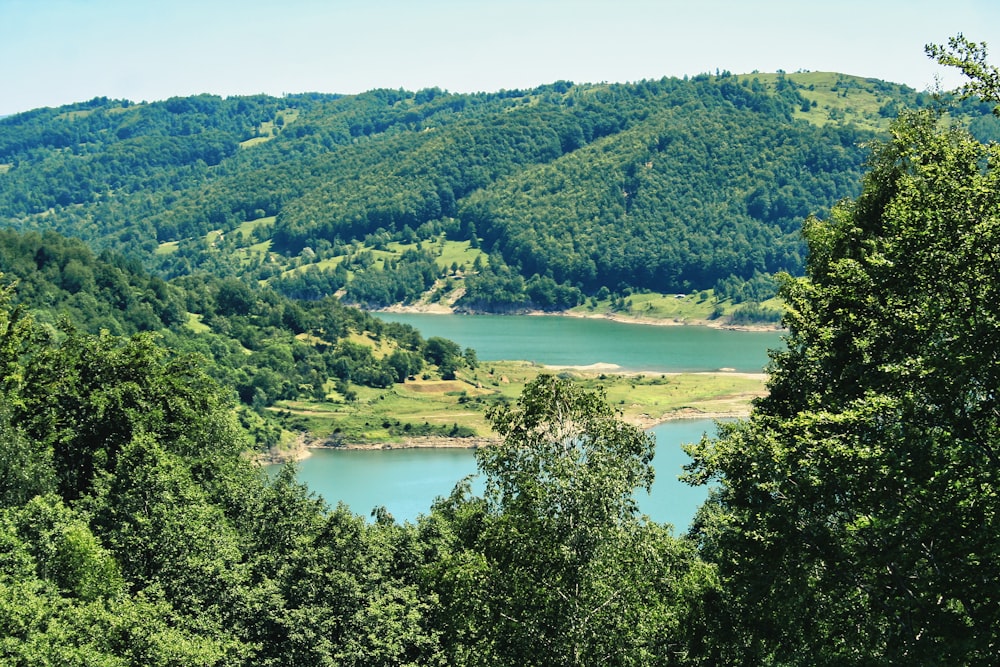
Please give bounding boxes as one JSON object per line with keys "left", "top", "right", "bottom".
{"left": 0, "top": 228, "right": 490, "bottom": 451}
{"left": 0, "top": 91, "right": 997, "bottom": 659}
{"left": 3, "top": 73, "right": 994, "bottom": 313}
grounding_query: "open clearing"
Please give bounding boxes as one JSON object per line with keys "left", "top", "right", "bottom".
{"left": 269, "top": 360, "right": 767, "bottom": 447}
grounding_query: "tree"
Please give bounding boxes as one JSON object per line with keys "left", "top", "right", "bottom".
{"left": 385, "top": 348, "right": 423, "bottom": 382}
{"left": 15, "top": 327, "right": 248, "bottom": 500}
{"left": 89, "top": 434, "right": 248, "bottom": 620}
{"left": 684, "top": 59, "right": 1000, "bottom": 664}
{"left": 0, "top": 283, "right": 58, "bottom": 507}
{"left": 0, "top": 402, "right": 56, "bottom": 507}
{"left": 10, "top": 494, "right": 123, "bottom": 603}
{"left": 215, "top": 278, "right": 257, "bottom": 316}
{"left": 424, "top": 336, "right": 464, "bottom": 379}
{"left": 926, "top": 34, "right": 1000, "bottom": 113}
{"left": 431, "top": 375, "right": 711, "bottom": 665}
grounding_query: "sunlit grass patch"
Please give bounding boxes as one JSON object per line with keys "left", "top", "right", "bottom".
{"left": 435, "top": 239, "right": 487, "bottom": 271}
{"left": 236, "top": 216, "right": 275, "bottom": 236}
{"left": 155, "top": 240, "right": 179, "bottom": 255}
{"left": 184, "top": 313, "right": 211, "bottom": 333}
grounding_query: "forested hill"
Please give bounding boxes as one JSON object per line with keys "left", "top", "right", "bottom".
{"left": 0, "top": 228, "right": 475, "bottom": 449}
{"left": 3, "top": 72, "right": 997, "bottom": 306}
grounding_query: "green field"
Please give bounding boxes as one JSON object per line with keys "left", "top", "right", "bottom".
{"left": 569, "top": 290, "right": 784, "bottom": 326}
{"left": 269, "top": 360, "right": 766, "bottom": 446}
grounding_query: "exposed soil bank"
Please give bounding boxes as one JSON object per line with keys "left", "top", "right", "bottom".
{"left": 376, "top": 303, "right": 783, "bottom": 332}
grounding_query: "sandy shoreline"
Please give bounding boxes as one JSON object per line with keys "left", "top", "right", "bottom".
{"left": 257, "top": 435, "right": 496, "bottom": 465}
{"left": 375, "top": 303, "right": 783, "bottom": 332}
{"left": 543, "top": 362, "right": 767, "bottom": 381}
{"left": 548, "top": 308, "right": 782, "bottom": 332}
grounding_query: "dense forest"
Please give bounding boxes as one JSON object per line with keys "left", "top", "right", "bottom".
{"left": 0, "top": 229, "right": 484, "bottom": 448}
{"left": 1, "top": 37, "right": 1000, "bottom": 664}
{"left": 2, "top": 68, "right": 996, "bottom": 311}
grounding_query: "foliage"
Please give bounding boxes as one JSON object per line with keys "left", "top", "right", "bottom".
{"left": 343, "top": 248, "right": 441, "bottom": 307}
{"left": 0, "top": 229, "right": 186, "bottom": 335}
{"left": 456, "top": 258, "right": 528, "bottom": 312}
{"left": 4, "top": 73, "right": 989, "bottom": 302}
{"left": 423, "top": 375, "right": 715, "bottom": 665}
{"left": 0, "top": 293, "right": 719, "bottom": 665}
{"left": 0, "top": 291, "right": 447, "bottom": 665}
{"left": 927, "top": 34, "right": 1000, "bottom": 114}
{"left": 457, "top": 90, "right": 868, "bottom": 294}
{"left": 684, "top": 100, "right": 1000, "bottom": 663}
{"left": 0, "top": 231, "right": 478, "bottom": 444}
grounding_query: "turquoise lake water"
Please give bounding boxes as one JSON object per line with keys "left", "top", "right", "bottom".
{"left": 374, "top": 312, "right": 781, "bottom": 373}
{"left": 284, "top": 418, "right": 719, "bottom": 528}
{"left": 282, "top": 314, "right": 777, "bottom": 527}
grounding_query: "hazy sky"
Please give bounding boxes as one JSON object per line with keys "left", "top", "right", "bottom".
{"left": 2, "top": 0, "right": 999, "bottom": 117}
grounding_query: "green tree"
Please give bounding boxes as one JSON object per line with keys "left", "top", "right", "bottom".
{"left": 462, "top": 346, "right": 477, "bottom": 369}
{"left": 9, "top": 495, "right": 123, "bottom": 603}
{"left": 15, "top": 327, "right": 248, "bottom": 500}
{"left": 424, "top": 336, "right": 464, "bottom": 379}
{"left": 385, "top": 348, "right": 424, "bottom": 382}
{"left": 90, "top": 434, "right": 248, "bottom": 620}
{"left": 215, "top": 278, "right": 257, "bottom": 316}
{"left": 685, "top": 80, "right": 1000, "bottom": 663}
{"left": 0, "top": 402, "right": 56, "bottom": 508}
{"left": 926, "top": 34, "right": 1000, "bottom": 112}
{"left": 431, "top": 375, "right": 711, "bottom": 665}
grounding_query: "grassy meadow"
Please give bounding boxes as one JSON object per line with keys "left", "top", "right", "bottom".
{"left": 268, "top": 359, "right": 767, "bottom": 449}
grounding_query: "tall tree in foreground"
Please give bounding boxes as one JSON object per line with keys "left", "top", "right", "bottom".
{"left": 685, "top": 43, "right": 1000, "bottom": 664}
{"left": 926, "top": 34, "right": 1000, "bottom": 111}
{"left": 426, "top": 375, "right": 714, "bottom": 666}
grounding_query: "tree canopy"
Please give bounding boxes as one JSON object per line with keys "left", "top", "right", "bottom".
{"left": 4, "top": 72, "right": 989, "bottom": 304}
{"left": 0, "top": 293, "right": 710, "bottom": 664}
{"left": 684, "top": 57, "right": 1000, "bottom": 663}
{"left": 422, "top": 375, "right": 713, "bottom": 665}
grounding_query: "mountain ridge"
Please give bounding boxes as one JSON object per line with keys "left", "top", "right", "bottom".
{"left": 1, "top": 71, "right": 996, "bottom": 310}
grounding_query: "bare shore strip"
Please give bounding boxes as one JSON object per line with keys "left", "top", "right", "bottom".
{"left": 258, "top": 376, "right": 758, "bottom": 465}
{"left": 378, "top": 302, "right": 783, "bottom": 333}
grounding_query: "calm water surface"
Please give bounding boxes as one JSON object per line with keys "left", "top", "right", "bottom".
{"left": 375, "top": 313, "right": 781, "bottom": 373}
{"left": 282, "top": 419, "right": 720, "bottom": 529}
{"left": 281, "top": 314, "right": 770, "bottom": 528}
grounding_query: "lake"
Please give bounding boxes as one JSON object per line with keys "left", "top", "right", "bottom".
{"left": 286, "top": 418, "right": 719, "bottom": 528}
{"left": 374, "top": 312, "right": 781, "bottom": 373}
{"left": 282, "top": 314, "right": 778, "bottom": 527}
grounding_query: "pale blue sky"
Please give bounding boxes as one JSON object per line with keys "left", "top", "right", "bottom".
{"left": 2, "top": 0, "right": 998, "bottom": 116}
